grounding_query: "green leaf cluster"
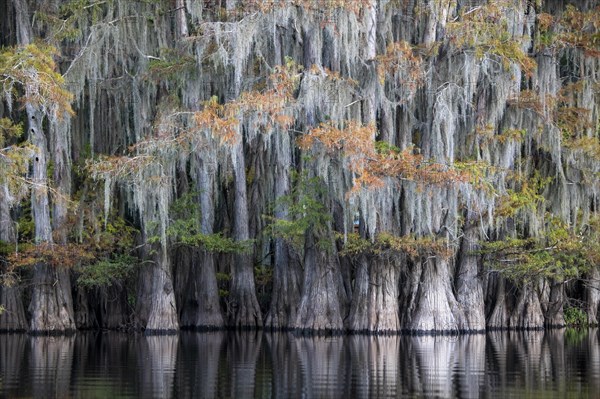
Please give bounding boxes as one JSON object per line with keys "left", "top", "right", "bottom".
{"left": 496, "top": 172, "right": 551, "bottom": 218}
{"left": 265, "top": 171, "right": 332, "bottom": 250}
{"left": 35, "top": 0, "right": 117, "bottom": 42}
{"left": 163, "top": 190, "right": 252, "bottom": 254}
{"left": 563, "top": 306, "right": 588, "bottom": 328}
{"left": 146, "top": 48, "right": 195, "bottom": 82}
{"left": 0, "top": 43, "right": 73, "bottom": 118}
{"left": 76, "top": 254, "right": 136, "bottom": 288}
{"left": 446, "top": 1, "right": 536, "bottom": 76}
{"left": 481, "top": 216, "right": 600, "bottom": 285}
{"left": 338, "top": 232, "right": 452, "bottom": 261}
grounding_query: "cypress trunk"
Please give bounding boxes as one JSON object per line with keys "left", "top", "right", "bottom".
{"left": 229, "top": 140, "right": 262, "bottom": 328}
{"left": 586, "top": 268, "right": 600, "bottom": 325}
{"left": 180, "top": 157, "right": 224, "bottom": 328}
{"left": 400, "top": 257, "right": 464, "bottom": 333}
{"left": 14, "top": 0, "right": 75, "bottom": 334}
{"left": 265, "top": 132, "right": 302, "bottom": 329}
{"left": 455, "top": 220, "right": 486, "bottom": 332}
{"left": 294, "top": 229, "right": 346, "bottom": 333}
{"left": 346, "top": 254, "right": 401, "bottom": 333}
{"left": 27, "top": 104, "right": 75, "bottom": 333}
{"left": 0, "top": 185, "right": 26, "bottom": 331}
{"left": 136, "top": 246, "right": 178, "bottom": 333}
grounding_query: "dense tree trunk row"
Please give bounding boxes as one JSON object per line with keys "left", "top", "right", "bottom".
{"left": 1, "top": 0, "right": 599, "bottom": 334}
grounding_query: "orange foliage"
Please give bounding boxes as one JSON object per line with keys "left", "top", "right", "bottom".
{"left": 8, "top": 242, "right": 95, "bottom": 269}
{"left": 195, "top": 62, "right": 299, "bottom": 144}
{"left": 376, "top": 41, "right": 425, "bottom": 97}
{"left": 194, "top": 98, "right": 240, "bottom": 144}
{"left": 298, "top": 120, "right": 470, "bottom": 194}
{"left": 237, "top": 0, "right": 373, "bottom": 17}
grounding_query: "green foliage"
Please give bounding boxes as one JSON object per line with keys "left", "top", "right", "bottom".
{"left": 537, "top": 6, "right": 600, "bottom": 56}
{"left": 454, "top": 160, "right": 497, "bottom": 193}
{"left": 563, "top": 306, "right": 588, "bottom": 328}
{"left": 265, "top": 171, "right": 332, "bottom": 251}
{"left": 496, "top": 172, "right": 551, "bottom": 218}
{"left": 216, "top": 272, "right": 230, "bottom": 298}
{"left": 480, "top": 216, "right": 600, "bottom": 285}
{"left": 0, "top": 43, "right": 73, "bottom": 119}
{"left": 446, "top": 1, "right": 536, "bottom": 76}
{"left": 338, "top": 232, "right": 452, "bottom": 261}
{"left": 0, "top": 118, "right": 23, "bottom": 147}
{"left": 35, "top": 0, "right": 117, "bottom": 42}
{"left": 76, "top": 254, "right": 136, "bottom": 288}
{"left": 0, "top": 118, "right": 34, "bottom": 204}
{"left": 146, "top": 48, "right": 195, "bottom": 82}
{"left": 14, "top": 199, "right": 34, "bottom": 243}
{"left": 164, "top": 190, "right": 252, "bottom": 254}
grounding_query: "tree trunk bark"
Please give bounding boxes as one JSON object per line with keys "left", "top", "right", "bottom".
{"left": 346, "top": 254, "right": 401, "bottom": 333}
{"left": 179, "top": 248, "right": 224, "bottom": 328}
{"left": 294, "top": 229, "right": 346, "bottom": 333}
{"left": 455, "top": 220, "right": 486, "bottom": 332}
{"left": 400, "top": 257, "right": 464, "bottom": 333}
{"left": 541, "top": 280, "right": 565, "bottom": 327}
{"left": 0, "top": 184, "right": 27, "bottom": 332}
{"left": 265, "top": 132, "right": 301, "bottom": 330}
{"left": 96, "top": 285, "right": 129, "bottom": 329}
{"left": 136, "top": 242, "right": 178, "bottom": 333}
{"left": 228, "top": 140, "right": 262, "bottom": 328}
{"left": 74, "top": 288, "right": 98, "bottom": 329}
{"left": 586, "top": 268, "right": 600, "bottom": 325}
{"left": 486, "top": 273, "right": 510, "bottom": 329}
{"left": 179, "top": 156, "right": 224, "bottom": 329}
{"left": 15, "top": 0, "right": 75, "bottom": 334}
{"left": 174, "top": 0, "right": 188, "bottom": 38}
{"left": 509, "top": 284, "right": 545, "bottom": 329}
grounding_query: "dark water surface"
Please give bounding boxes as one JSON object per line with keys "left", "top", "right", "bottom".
{"left": 0, "top": 329, "right": 598, "bottom": 398}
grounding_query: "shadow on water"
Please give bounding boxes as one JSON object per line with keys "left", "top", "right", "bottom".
{"left": 0, "top": 329, "right": 599, "bottom": 398}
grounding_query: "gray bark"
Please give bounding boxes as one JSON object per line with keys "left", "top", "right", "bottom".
{"left": 14, "top": 0, "right": 75, "bottom": 334}
{"left": 294, "top": 229, "right": 346, "bottom": 333}
{"left": 0, "top": 184, "right": 26, "bottom": 331}
{"left": 586, "top": 268, "right": 600, "bottom": 325}
{"left": 265, "top": 132, "right": 301, "bottom": 330}
{"left": 486, "top": 273, "right": 510, "bottom": 329}
{"left": 346, "top": 254, "right": 401, "bottom": 333}
{"left": 27, "top": 104, "right": 75, "bottom": 333}
{"left": 400, "top": 257, "right": 464, "bottom": 333}
{"left": 509, "top": 284, "right": 545, "bottom": 329}
{"left": 228, "top": 140, "right": 262, "bottom": 328}
{"left": 136, "top": 246, "right": 179, "bottom": 333}
{"left": 541, "top": 280, "right": 565, "bottom": 327}
{"left": 455, "top": 220, "right": 486, "bottom": 331}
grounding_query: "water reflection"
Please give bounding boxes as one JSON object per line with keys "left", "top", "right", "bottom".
{"left": 0, "top": 329, "right": 598, "bottom": 398}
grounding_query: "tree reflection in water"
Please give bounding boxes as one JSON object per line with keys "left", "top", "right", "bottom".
{"left": 0, "top": 329, "right": 598, "bottom": 398}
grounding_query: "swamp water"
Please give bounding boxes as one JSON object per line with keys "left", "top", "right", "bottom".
{"left": 0, "top": 329, "right": 598, "bottom": 398}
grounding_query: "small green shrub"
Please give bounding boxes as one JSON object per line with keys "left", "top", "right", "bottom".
{"left": 563, "top": 306, "right": 588, "bottom": 328}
